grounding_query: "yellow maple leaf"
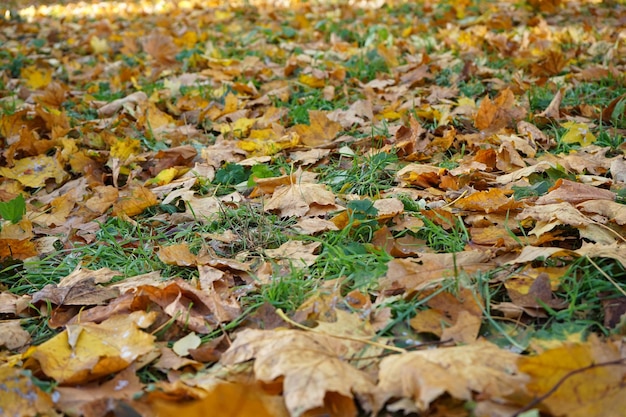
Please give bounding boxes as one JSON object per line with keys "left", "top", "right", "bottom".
{"left": 0, "top": 155, "right": 69, "bottom": 187}
{"left": 110, "top": 138, "right": 141, "bottom": 161}
{"left": 292, "top": 111, "right": 342, "bottom": 146}
{"left": 298, "top": 73, "right": 325, "bottom": 88}
{"left": 560, "top": 121, "right": 596, "bottom": 146}
{"left": 519, "top": 338, "right": 626, "bottom": 417}
{"left": 21, "top": 66, "right": 52, "bottom": 90}
{"left": 89, "top": 36, "right": 110, "bottom": 54}
{"left": 26, "top": 312, "right": 156, "bottom": 385}
{"left": 220, "top": 117, "right": 256, "bottom": 138}
{"left": 113, "top": 186, "right": 158, "bottom": 217}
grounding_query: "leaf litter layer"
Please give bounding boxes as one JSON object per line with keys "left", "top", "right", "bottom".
{"left": 1, "top": 0, "right": 626, "bottom": 415}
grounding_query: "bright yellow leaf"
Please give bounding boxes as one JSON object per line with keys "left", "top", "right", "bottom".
{"left": 299, "top": 73, "right": 326, "bottom": 88}
{"left": 560, "top": 121, "right": 596, "bottom": 146}
{"left": 89, "top": 36, "right": 110, "bottom": 54}
{"left": 27, "top": 312, "right": 156, "bottom": 385}
{"left": 146, "top": 167, "right": 179, "bottom": 186}
{"left": 113, "top": 186, "right": 158, "bottom": 217}
{"left": 21, "top": 66, "right": 52, "bottom": 89}
{"left": 220, "top": 117, "right": 256, "bottom": 138}
{"left": 110, "top": 138, "right": 141, "bottom": 161}
{"left": 0, "top": 155, "right": 69, "bottom": 188}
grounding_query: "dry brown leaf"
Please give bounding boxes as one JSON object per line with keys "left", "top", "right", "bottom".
{"left": 31, "top": 267, "right": 120, "bottom": 306}
{"left": 376, "top": 341, "right": 522, "bottom": 413}
{"left": 409, "top": 287, "right": 483, "bottom": 343}
{"left": 535, "top": 179, "right": 615, "bottom": 205}
{"left": 292, "top": 110, "right": 342, "bottom": 147}
{"left": 379, "top": 251, "right": 493, "bottom": 295}
{"left": 264, "top": 182, "right": 338, "bottom": 217}
{"left": 158, "top": 243, "right": 198, "bottom": 266}
{"left": 220, "top": 328, "right": 376, "bottom": 417}
{"left": 54, "top": 367, "right": 144, "bottom": 417}
{"left": 264, "top": 240, "right": 321, "bottom": 268}
{"left": 0, "top": 320, "right": 31, "bottom": 350}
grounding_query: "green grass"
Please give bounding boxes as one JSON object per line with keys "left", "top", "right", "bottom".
{"left": 319, "top": 151, "right": 398, "bottom": 197}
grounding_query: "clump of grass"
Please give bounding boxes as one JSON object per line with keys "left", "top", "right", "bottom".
{"left": 414, "top": 211, "right": 469, "bottom": 253}
{"left": 319, "top": 151, "right": 398, "bottom": 197}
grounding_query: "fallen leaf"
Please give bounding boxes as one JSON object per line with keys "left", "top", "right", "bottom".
{"left": 28, "top": 311, "right": 157, "bottom": 385}
{"left": 172, "top": 332, "right": 202, "bottom": 357}
{"left": 376, "top": 341, "right": 522, "bottom": 412}
{"left": 0, "top": 321, "right": 31, "bottom": 350}
{"left": 152, "top": 382, "right": 289, "bottom": 417}
{"left": 292, "top": 111, "right": 342, "bottom": 147}
{"left": 221, "top": 328, "right": 376, "bottom": 417}
{"left": 518, "top": 337, "right": 626, "bottom": 417}
{"left": 264, "top": 182, "right": 339, "bottom": 217}
{"left": 0, "top": 366, "right": 55, "bottom": 416}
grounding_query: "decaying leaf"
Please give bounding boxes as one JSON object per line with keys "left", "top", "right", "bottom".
{"left": 28, "top": 311, "right": 156, "bottom": 385}
{"left": 376, "top": 341, "right": 523, "bottom": 412}
{"left": 221, "top": 329, "right": 376, "bottom": 417}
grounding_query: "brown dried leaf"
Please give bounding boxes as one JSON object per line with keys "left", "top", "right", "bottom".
{"left": 376, "top": 341, "right": 522, "bottom": 412}
{"left": 221, "top": 329, "right": 376, "bottom": 417}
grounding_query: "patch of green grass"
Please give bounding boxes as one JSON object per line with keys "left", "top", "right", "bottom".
{"left": 552, "top": 257, "right": 625, "bottom": 333}
{"left": 414, "top": 211, "right": 469, "bottom": 253}
{"left": 246, "top": 267, "right": 322, "bottom": 312}
{"left": 344, "top": 49, "right": 390, "bottom": 82}
{"left": 303, "top": 203, "right": 391, "bottom": 292}
{"left": 204, "top": 203, "right": 294, "bottom": 256}
{"left": 562, "top": 77, "right": 626, "bottom": 108}
{"left": 527, "top": 85, "right": 557, "bottom": 113}
{"left": 319, "top": 151, "right": 398, "bottom": 197}
{"left": 274, "top": 86, "right": 344, "bottom": 125}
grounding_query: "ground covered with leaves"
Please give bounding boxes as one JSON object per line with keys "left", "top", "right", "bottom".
{"left": 1, "top": 0, "right": 626, "bottom": 415}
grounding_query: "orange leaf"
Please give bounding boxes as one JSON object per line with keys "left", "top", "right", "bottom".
{"left": 454, "top": 188, "right": 521, "bottom": 213}
{"left": 28, "top": 311, "right": 156, "bottom": 385}
{"left": 112, "top": 186, "right": 158, "bottom": 217}
{"left": 0, "top": 238, "right": 37, "bottom": 260}
{"left": 158, "top": 243, "right": 198, "bottom": 266}
{"left": 292, "top": 111, "right": 342, "bottom": 147}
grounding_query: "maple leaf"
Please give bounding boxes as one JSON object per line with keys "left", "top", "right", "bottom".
{"left": 264, "top": 182, "right": 339, "bottom": 217}
{"left": 292, "top": 110, "right": 342, "bottom": 147}
{"left": 474, "top": 88, "right": 526, "bottom": 133}
{"left": 221, "top": 328, "right": 376, "bottom": 417}
{"left": 518, "top": 337, "right": 626, "bottom": 417}
{"left": 27, "top": 311, "right": 157, "bottom": 385}
{"left": 560, "top": 121, "right": 596, "bottom": 146}
{"left": 0, "top": 154, "right": 69, "bottom": 188}
{"left": 0, "top": 367, "right": 55, "bottom": 416}
{"left": 375, "top": 341, "right": 523, "bottom": 413}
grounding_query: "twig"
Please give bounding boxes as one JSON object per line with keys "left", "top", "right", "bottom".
{"left": 276, "top": 308, "right": 406, "bottom": 354}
